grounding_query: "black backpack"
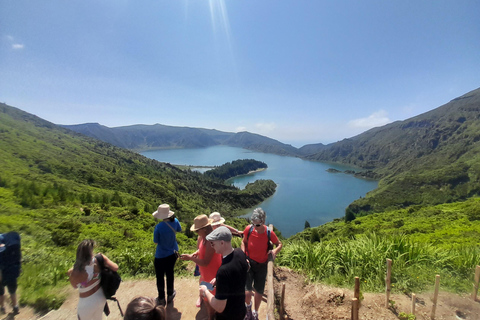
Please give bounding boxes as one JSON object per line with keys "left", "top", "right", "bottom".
{"left": 95, "top": 254, "right": 123, "bottom": 317}
{"left": 0, "top": 232, "right": 21, "bottom": 275}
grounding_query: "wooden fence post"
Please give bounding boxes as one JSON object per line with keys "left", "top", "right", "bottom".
{"left": 266, "top": 224, "right": 275, "bottom": 320}
{"left": 351, "top": 298, "right": 359, "bottom": 320}
{"left": 279, "top": 283, "right": 286, "bottom": 319}
{"left": 385, "top": 259, "right": 392, "bottom": 308}
{"left": 473, "top": 265, "right": 480, "bottom": 301}
{"left": 354, "top": 276, "right": 360, "bottom": 300}
{"left": 411, "top": 293, "right": 416, "bottom": 316}
{"left": 430, "top": 275, "right": 440, "bottom": 320}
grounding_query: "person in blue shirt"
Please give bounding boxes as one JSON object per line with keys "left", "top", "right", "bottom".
{"left": 153, "top": 204, "right": 182, "bottom": 306}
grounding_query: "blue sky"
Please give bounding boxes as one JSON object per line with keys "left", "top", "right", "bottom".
{"left": 1, "top": 1, "right": 479, "bottom": 147}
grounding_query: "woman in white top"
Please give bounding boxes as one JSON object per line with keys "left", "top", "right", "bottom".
{"left": 68, "top": 239, "right": 118, "bottom": 320}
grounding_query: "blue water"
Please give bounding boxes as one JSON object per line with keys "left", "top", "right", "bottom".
{"left": 141, "top": 146, "right": 378, "bottom": 237}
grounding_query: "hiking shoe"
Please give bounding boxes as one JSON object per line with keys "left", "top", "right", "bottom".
{"left": 13, "top": 306, "right": 20, "bottom": 315}
{"left": 167, "top": 290, "right": 176, "bottom": 303}
{"left": 244, "top": 304, "right": 252, "bottom": 320}
{"left": 156, "top": 297, "right": 166, "bottom": 306}
{"left": 252, "top": 310, "right": 259, "bottom": 320}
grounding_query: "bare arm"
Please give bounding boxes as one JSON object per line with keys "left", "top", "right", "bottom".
{"left": 222, "top": 224, "right": 241, "bottom": 236}
{"left": 270, "top": 240, "right": 283, "bottom": 260}
{"left": 241, "top": 237, "right": 247, "bottom": 253}
{"left": 200, "top": 285, "right": 227, "bottom": 313}
{"left": 184, "top": 244, "right": 215, "bottom": 267}
{"left": 101, "top": 254, "right": 119, "bottom": 272}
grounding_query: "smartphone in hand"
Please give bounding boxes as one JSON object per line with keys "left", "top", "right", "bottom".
{"left": 200, "top": 281, "right": 214, "bottom": 291}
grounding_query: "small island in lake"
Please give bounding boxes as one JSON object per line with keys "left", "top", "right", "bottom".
{"left": 205, "top": 159, "right": 268, "bottom": 181}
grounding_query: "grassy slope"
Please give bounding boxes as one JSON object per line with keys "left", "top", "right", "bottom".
{"left": 0, "top": 103, "right": 274, "bottom": 310}
{"left": 280, "top": 198, "right": 480, "bottom": 294}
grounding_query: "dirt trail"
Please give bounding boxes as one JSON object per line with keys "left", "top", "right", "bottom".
{"left": 5, "top": 266, "right": 480, "bottom": 320}
{"left": 6, "top": 277, "right": 266, "bottom": 320}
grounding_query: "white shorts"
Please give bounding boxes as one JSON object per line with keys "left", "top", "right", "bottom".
{"left": 77, "top": 287, "right": 106, "bottom": 320}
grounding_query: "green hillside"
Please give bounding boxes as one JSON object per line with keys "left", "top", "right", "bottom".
{"left": 0, "top": 103, "right": 275, "bottom": 310}
{"left": 278, "top": 198, "right": 480, "bottom": 294}
{"left": 307, "top": 87, "right": 480, "bottom": 215}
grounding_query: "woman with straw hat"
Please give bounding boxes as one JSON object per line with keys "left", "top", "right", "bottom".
{"left": 209, "top": 212, "right": 242, "bottom": 237}
{"left": 152, "top": 204, "right": 182, "bottom": 307}
{"left": 180, "top": 214, "right": 222, "bottom": 320}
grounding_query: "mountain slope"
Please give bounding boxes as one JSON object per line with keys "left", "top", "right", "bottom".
{"left": 61, "top": 123, "right": 300, "bottom": 156}
{"left": 306, "top": 87, "right": 480, "bottom": 213}
{"left": 0, "top": 103, "right": 277, "bottom": 217}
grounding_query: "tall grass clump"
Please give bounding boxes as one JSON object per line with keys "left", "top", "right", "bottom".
{"left": 277, "top": 233, "right": 480, "bottom": 294}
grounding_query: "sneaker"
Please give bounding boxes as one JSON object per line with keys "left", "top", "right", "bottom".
{"left": 244, "top": 303, "right": 252, "bottom": 320}
{"left": 252, "top": 310, "right": 259, "bottom": 320}
{"left": 13, "top": 306, "right": 20, "bottom": 315}
{"left": 0, "top": 307, "right": 5, "bottom": 315}
{"left": 167, "top": 290, "right": 176, "bottom": 303}
{"left": 156, "top": 297, "right": 166, "bottom": 306}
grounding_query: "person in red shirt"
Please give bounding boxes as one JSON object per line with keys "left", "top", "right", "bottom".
{"left": 181, "top": 215, "right": 222, "bottom": 320}
{"left": 241, "top": 208, "right": 282, "bottom": 320}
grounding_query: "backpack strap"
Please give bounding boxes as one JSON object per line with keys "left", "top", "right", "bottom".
{"left": 245, "top": 225, "right": 254, "bottom": 257}
{"left": 95, "top": 253, "right": 105, "bottom": 269}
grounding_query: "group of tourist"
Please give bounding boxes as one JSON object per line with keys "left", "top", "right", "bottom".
{"left": 66, "top": 203, "right": 282, "bottom": 320}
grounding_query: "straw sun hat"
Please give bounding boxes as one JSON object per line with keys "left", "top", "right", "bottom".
{"left": 209, "top": 212, "right": 225, "bottom": 226}
{"left": 152, "top": 204, "right": 175, "bottom": 220}
{"left": 190, "top": 214, "right": 213, "bottom": 231}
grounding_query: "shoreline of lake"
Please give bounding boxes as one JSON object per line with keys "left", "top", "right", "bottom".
{"left": 141, "top": 146, "right": 378, "bottom": 237}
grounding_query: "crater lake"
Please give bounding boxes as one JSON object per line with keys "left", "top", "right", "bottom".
{"left": 141, "top": 146, "right": 378, "bottom": 237}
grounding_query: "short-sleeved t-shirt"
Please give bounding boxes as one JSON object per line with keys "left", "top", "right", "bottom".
{"left": 215, "top": 248, "right": 248, "bottom": 320}
{"left": 243, "top": 225, "right": 279, "bottom": 263}
{"left": 154, "top": 218, "right": 182, "bottom": 259}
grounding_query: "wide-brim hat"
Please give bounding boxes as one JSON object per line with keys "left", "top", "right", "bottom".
{"left": 152, "top": 204, "right": 175, "bottom": 220}
{"left": 190, "top": 214, "right": 213, "bottom": 231}
{"left": 209, "top": 212, "right": 225, "bottom": 226}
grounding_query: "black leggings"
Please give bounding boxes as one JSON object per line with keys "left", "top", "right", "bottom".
{"left": 154, "top": 254, "right": 177, "bottom": 299}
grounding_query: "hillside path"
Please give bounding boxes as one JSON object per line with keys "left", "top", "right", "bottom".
{"left": 8, "top": 277, "right": 266, "bottom": 320}
{"left": 4, "top": 267, "right": 480, "bottom": 319}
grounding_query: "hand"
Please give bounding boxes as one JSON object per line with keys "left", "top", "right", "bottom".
{"left": 180, "top": 254, "right": 190, "bottom": 260}
{"left": 199, "top": 285, "right": 207, "bottom": 298}
{"left": 269, "top": 250, "right": 277, "bottom": 261}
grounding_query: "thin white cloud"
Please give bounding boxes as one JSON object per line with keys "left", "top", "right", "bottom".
{"left": 4, "top": 35, "right": 24, "bottom": 50}
{"left": 348, "top": 110, "right": 390, "bottom": 129}
{"left": 12, "top": 43, "right": 24, "bottom": 50}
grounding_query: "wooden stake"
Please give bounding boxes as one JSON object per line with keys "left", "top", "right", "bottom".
{"left": 354, "top": 276, "right": 360, "bottom": 300}
{"left": 431, "top": 275, "right": 440, "bottom": 320}
{"left": 472, "top": 265, "right": 480, "bottom": 301}
{"left": 280, "top": 283, "right": 286, "bottom": 318}
{"left": 385, "top": 259, "right": 392, "bottom": 308}
{"left": 266, "top": 224, "right": 275, "bottom": 320}
{"left": 351, "top": 298, "right": 359, "bottom": 320}
{"left": 411, "top": 293, "right": 416, "bottom": 316}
